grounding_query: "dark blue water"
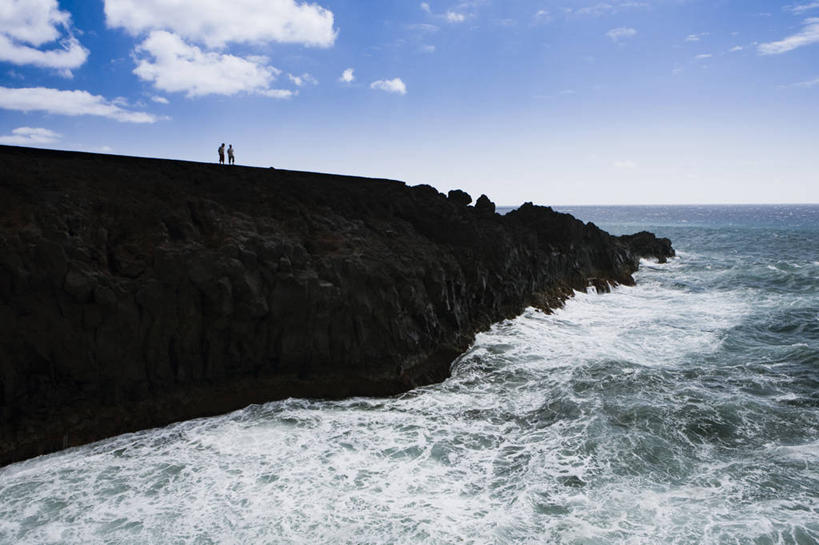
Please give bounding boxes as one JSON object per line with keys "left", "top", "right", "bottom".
{"left": 1, "top": 205, "right": 817, "bottom": 544}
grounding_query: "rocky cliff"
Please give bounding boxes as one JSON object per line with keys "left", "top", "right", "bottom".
{"left": 0, "top": 145, "right": 674, "bottom": 466}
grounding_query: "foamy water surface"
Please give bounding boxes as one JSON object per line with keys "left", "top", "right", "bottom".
{"left": 1, "top": 205, "right": 817, "bottom": 544}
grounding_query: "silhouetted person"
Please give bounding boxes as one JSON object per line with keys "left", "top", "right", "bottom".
{"left": 228, "top": 144, "right": 235, "bottom": 165}
{"left": 218, "top": 143, "right": 225, "bottom": 164}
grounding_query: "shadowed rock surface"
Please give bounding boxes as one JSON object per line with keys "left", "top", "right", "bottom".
{"left": 0, "top": 145, "right": 674, "bottom": 466}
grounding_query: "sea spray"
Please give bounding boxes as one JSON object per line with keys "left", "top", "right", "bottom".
{"left": 1, "top": 205, "right": 817, "bottom": 545}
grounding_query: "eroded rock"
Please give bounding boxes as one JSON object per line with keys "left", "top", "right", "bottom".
{"left": 0, "top": 145, "right": 674, "bottom": 466}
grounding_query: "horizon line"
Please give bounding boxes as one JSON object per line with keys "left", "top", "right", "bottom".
{"left": 3, "top": 145, "right": 816, "bottom": 208}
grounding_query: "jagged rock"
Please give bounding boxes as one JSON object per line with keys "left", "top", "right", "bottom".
{"left": 475, "top": 194, "right": 496, "bottom": 215}
{"left": 447, "top": 189, "right": 472, "bottom": 206}
{"left": 0, "top": 145, "right": 673, "bottom": 466}
{"left": 619, "top": 231, "right": 675, "bottom": 263}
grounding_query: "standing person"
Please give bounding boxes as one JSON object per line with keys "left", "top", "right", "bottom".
{"left": 228, "top": 144, "right": 235, "bottom": 165}
{"left": 218, "top": 143, "right": 225, "bottom": 164}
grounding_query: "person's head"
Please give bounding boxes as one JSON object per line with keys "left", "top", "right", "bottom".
{"left": 221, "top": 143, "right": 224, "bottom": 146}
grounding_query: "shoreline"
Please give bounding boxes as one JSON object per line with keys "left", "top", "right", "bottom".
{"left": 0, "top": 145, "right": 673, "bottom": 466}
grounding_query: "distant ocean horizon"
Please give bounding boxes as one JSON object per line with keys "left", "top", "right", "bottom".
{"left": 498, "top": 202, "right": 819, "bottom": 213}
{"left": 2, "top": 204, "right": 817, "bottom": 544}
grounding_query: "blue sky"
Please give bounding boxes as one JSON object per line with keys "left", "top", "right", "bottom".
{"left": 0, "top": 0, "right": 817, "bottom": 205}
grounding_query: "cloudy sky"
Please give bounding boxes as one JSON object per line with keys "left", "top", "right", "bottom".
{"left": 0, "top": 0, "right": 817, "bottom": 205}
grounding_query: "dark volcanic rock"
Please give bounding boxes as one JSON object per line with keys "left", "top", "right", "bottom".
{"left": 0, "top": 145, "right": 673, "bottom": 466}
{"left": 447, "top": 189, "right": 472, "bottom": 206}
{"left": 619, "top": 231, "right": 676, "bottom": 263}
{"left": 475, "top": 194, "right": 496, "bottom": 215}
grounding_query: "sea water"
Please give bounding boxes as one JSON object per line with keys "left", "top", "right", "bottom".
{"left": 1, "top": 205, "right": 817, "bottom": 545}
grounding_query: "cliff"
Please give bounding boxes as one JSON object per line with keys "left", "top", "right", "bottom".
{"left": 0, "top": 145, "right": 674, "bottom": 466}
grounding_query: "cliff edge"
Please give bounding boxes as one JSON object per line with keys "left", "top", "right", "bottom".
{"left": 0, "top": 145, "right": 674, "bottom": 465}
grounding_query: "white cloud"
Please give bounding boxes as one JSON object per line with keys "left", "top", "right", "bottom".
{"left": 606, "top": 27, "right": 637, "bottom": 42}
{"left": 0, "top": 0, "right": 88, "bottom": 73}
{"left": 0, "top": 86, "right": 160, "bottom": 123}
{"left": 104, "top": 0, "right": 337, "bottom": 48}
{"left": 0, "top": 35, "right": 88, "bottom": 74}
{"left": 788, "top": 3, "right": 819, "bottom": 14}
{"left": 421, "top": 44, "right": 436, "bottom": 53}
{"left": 575, "top": 4, "right": 617, "bottom": 16}
{"left": 105, "top": 0, "right": 334, "bottom": 100}
{"left": 695, "top": 53, "right": 712, "bottom": 59}
{"left": 685, "top": 33, "right": 708, "bottom": 42}
{"left": 133, "top": 31, "right": 293, "bottom": 98}
{"left": 407, "top": 23, "right": 440, "bottom": 33}
{"left": 0, "top": 126, "right": 61, "bottom": 146}
{"left": 794, "top": 76, "right": 819, "bottom": 87}
{"left": 288, "top": 73, "right": 317, "bottom": 86}
{"left": 613, "top": 160, "right": 637, "bottom": 169}
{"left": 151, "top": 95, "right": 169, "bottom": 104}
{"left": 758, "top": 17, "right": 819, "bottom": 54}
{"left": 339, "top": 68, "right": 355, "bottom": 83}
{"left": 370, "top": 78, "right": 407, "bottom": 95}
{"left": 258, "top": 89, "right": 295, "bottom": 99}
{"left": 418, "top": 2, "right": 470, "bottom": 23}
{"left": 784, "top": 76, "right": 819, "bottom": 88}
{"left": 533, "top": 9, "right": 551, "bottom": 23}
{"left": 729, "top": 45, "right": 744, "bottom": 52}
{"left": 571, "top": 2, "right": 648, "bottom": 17}
{"left": 0, "top": 0, "right": 68, "bottom": 46}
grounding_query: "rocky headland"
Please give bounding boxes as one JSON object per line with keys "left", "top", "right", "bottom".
{"left": 0, "top": 145, "right": 674, "bottom": 466}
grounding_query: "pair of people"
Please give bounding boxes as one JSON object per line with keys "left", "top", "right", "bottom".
{"left": 218, "top": 143, "right": 235, "bottom": 165}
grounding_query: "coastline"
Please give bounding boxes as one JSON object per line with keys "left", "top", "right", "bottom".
{"left": 0, "top": 145, "right": 673, "bottom": 466}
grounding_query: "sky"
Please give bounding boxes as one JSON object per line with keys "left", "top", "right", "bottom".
{"left": 0, "top": 0, "right": 817, "bottom": 205}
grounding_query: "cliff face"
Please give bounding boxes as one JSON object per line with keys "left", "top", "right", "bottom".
{"left": 0, "top": 145, "right": 673, "bottom": 466}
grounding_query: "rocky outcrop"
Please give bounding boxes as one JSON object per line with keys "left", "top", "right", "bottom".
{"left": 0, "top": 145, "right": 673, "bottom": 466}
{"left": 619, "top": 231, "right": 675, "bottom": 263}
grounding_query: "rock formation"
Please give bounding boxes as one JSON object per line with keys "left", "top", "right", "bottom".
{"left": 0, "top": 145, "right": 674, "bottom": 465}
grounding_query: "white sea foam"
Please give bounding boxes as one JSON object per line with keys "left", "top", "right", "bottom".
{"left": 1, "top": 252, "right": 817, "bottom": 545}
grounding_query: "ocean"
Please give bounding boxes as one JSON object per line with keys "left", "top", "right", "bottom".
{"left": 1, "top": 205, "right": 817, "bottom": 545}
